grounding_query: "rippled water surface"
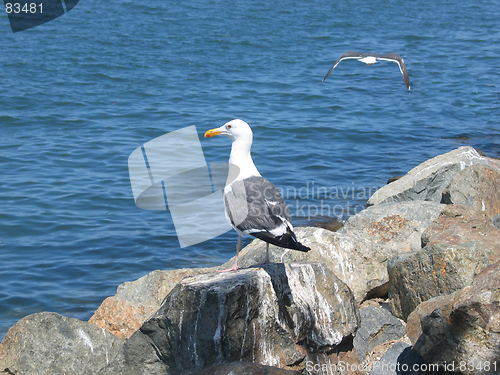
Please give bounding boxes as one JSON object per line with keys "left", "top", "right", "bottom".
{"left": 1, "top": 0, "right": 499, "bottom": 339}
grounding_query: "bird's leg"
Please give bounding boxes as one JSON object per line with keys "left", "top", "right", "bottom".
{"left": 253, "top": 242, "right": 271, "bottom": 267}
{"left": 217, "top": 235, "right": 241, "bottom": 273}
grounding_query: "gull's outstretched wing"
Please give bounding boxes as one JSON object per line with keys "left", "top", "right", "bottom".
{"left": 377, "top": 53, "right": 411, "bottom": 90}
{"left": 322, "top": 51, "right": 364, "bottom": 82}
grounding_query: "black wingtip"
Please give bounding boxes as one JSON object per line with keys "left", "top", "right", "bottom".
{"left": 296, "top": 243, "right": 312, "bottom": 252}
{"left": 253, "top": 232, "right": 312, "bottom": 252}
{"left": 280, "top": 237, "right": 311, "bottom": 252}
{"left": 286, "top": 235, "right": 311, "bottom": 252}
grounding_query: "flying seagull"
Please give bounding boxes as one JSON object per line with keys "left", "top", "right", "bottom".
{"left": 322, "top": 51, "right": 411, "bottom": 90}
{"left": 205, "top": 119, "right": 311, "bottom": 272}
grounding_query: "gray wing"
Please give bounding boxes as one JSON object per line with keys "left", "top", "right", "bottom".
{"left": 224, "top": 176, "right": 292, "bottom": 234}
{"left": 377, "top": 53, "right": 411, "bottom": 90}
{"left": 224, "top": 176, "right": 310, "bottom": 251}
{"left": 322, "top": 51, "right": 364, "bottom": 82}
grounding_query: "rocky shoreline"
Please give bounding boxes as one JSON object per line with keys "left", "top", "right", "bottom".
{"left": 1, "top": 146, "right": 500, "bottom": 375}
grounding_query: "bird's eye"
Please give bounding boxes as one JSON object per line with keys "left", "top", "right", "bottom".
{"left": 227, "top": 125, "right": 232, "bottom": 129}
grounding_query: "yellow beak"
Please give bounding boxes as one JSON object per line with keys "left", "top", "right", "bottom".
{"left": 204, "top": 128, "right": 223, "bottom": 138}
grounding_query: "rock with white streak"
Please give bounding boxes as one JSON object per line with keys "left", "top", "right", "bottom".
{"left": 0, "top": 312, "right": 123, "bottom": 375}
{"left": 98, "top": 263, "right": 360, "bottom": 375}
{"left": 230, "top": 208, "right": 442, "bottom": 304}
{"left": 368, "top": 146, "right": 493, "bottom": 206}
{"left": 222, "top": 227, "right": 386, "bottom": 303}
{"left": 94, "top": 203, "right": 438, "bottom": 342}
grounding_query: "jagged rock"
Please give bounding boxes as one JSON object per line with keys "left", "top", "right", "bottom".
{"left": 90, "top": 223, "right": 388, "bottom": 340}
{"left": 89, "top": 267, "right": 215, "bottom": 339}
{"left": 179, "top": 362, "right": 304, "bottom": 375}
{"left": 369, "top": 342, "right": 409, "bottom": 375}
{"left": 0, "top": 312, "right": 123, "bottom": 375}
{"left": 406, "top": 295, "right": 452, "bottom": 346}
{"left": 442, "top": 164, "right": 500, "bottom": 220}
{"left": 98, "top": 263, "right": 360, "bottom": 375}
{"left": 338, "top": 200, "right": 445, "bottom": 253}
{"left": 368, "top": 146, "right": 492, "bottom": 206}
{"left": 220, "top": 201, "right": 442, "bottom": 306}
{"left": 421, "top": 204, "right": 500, "bottom": 263}
{"left": 388, "top": 242, "right": 490, "bottom": 321}
{"left": 223, "top": 227, "right": 393, "bottom": 303}
{"left": 93, "top": 209, "right": 428, "bottom": 341}
{"left": 227, "top": 203, "right": 444, "bottom": 304}
{"left": 412, "top": 261, "right": 500, "bottom": 375}
{"left": 353, "top": 306, "right": 406, "bottom": 362}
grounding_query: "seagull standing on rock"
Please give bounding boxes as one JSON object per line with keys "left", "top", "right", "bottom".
{"left": 323, "top": 51, "right": 411, "bottom": 90}
{"left": 205, "top": 119, "right": 311, "bottom": 272}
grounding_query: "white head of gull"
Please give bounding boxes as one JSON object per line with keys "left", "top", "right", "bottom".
{"left": 205, "top": 119, "right": 311, "bottom": 272}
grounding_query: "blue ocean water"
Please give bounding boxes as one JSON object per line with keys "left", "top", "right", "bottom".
{"left": 0, "top": 0, "right": 499, "bottom": 340}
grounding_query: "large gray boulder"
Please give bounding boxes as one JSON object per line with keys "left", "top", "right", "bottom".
{"left": 442, "top": 163, "right": 500, "bottom": 219}
{"left": 353, "top": 306, "right": 406, "bottom": 362}
{"left": 421, "top": 204, "right": 500, "bottom": 264}
{"left": 226, "top": 227, "right": 388, "bottom": 303}
{"left": 406, "top": 295, "right": 452, "bottom": 346}
{"left": 98, "top": 263, "right": 360, "bottom": 375}
{"left": 223, "top": 227, "right": 386, "bottom": 303}
{"left": 368, "top": 146, "right": 492, "bottom": 206}
{"left": 338, "top": 200, "right": 445, "bottom": 253}
{"left": 412, "top": 261, "right": 500, "bottom": 375}
{"left": 228, "top": 208, "right": 441, "bottom": 305}
{"left": 388, "top": 242, "right": 490, "bottom": 321}
{"left": 93, "top": 212, "right": 429, "bottom": 343}
{"left": 0, "top": 312, "right": 123, "bottom": 375}
{"left": 90, "top": 199, "right": 446, "bottom": 344}
{"left": 89, "top": 224, "right": 383, "bottom": 342}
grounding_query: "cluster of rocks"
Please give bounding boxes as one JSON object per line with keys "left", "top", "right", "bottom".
{"left": 1, "top": 146, "right": 499, "bottom": 375}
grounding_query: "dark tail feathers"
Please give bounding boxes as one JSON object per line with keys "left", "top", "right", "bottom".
{"left": 253, "top": 231, "right": 311, "bottom": 252}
